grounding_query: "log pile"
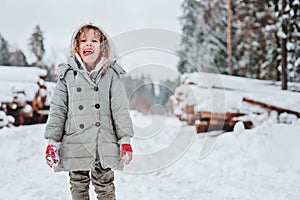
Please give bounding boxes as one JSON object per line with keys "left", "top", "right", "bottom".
{"left": 170, "top": 74, "right": 254, "bottom": 133}
{"left": 172, "top": 99, "right": 253, "bottom": 133}
{"left": 170, "top": 72, "right": 300, "bottom": 133}
{"left": 170, "top": 90, "right": 253, "bottom": 133}
{"left": 0, "top": 66, "right": 54, "bottom": 128}
{"left": 194, "top": 111, "right": 253, "bottom": 133}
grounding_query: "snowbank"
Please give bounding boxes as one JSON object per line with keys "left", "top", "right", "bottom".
{"left": 0, "top": 114, "right": 299, "bottom": 199}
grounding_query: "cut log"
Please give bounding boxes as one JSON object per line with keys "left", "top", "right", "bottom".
{"left": 192, "top": 111, "right": 253, "bottom": 133}
{"left": 195, "top": 121, "right": 209, "bottom": 133}
{"left": 199, "top": 111, "right": 246, "bottom": 120}
{"left": 243, "top": 97, "right": 300, "bottom": 118}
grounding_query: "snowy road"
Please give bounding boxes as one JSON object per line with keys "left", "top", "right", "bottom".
{"left": 0, "top": 114, "right": 300, "bottom": 199}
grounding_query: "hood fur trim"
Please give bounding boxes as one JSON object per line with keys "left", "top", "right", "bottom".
{"left": 70, "top": 22, "right": 114, "bottom": 74}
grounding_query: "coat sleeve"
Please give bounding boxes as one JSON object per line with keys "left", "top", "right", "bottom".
{"left": 110, "top": 69, "right": 134, "bottom": 144}
{"left": 44, "top": 66, "right": 69, "bottom": 142}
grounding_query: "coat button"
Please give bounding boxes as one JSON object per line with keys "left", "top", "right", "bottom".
{"left": 77, "top": 87, "right": 82, "bottom": 92}
{"left": 79, "top": 105, "right": 84, "bottom": 110}
{"left": 79, "top": 124, "right": 84, "bottom": 129}
{"left": 95, "top": 122, "right": 101, "bottom": 127}
{"left": 94, "top": 87, "right": 99, "bottom": 91}
{"left": 95, "top": 104, "right": 100, "bottom": 109}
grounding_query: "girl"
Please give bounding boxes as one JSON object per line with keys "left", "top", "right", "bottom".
{"left": 44, "top": 23, "right": 134, "bottom": 200}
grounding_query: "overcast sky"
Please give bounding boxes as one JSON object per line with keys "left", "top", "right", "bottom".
{"left": 0, "top": 0, "right": 183, "bottom": 78}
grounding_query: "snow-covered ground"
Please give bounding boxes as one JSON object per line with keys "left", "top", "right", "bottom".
{"left": 1, "top": 73, "right": 300, "bottom": 199}
{"left": 0, "top": 112, "right": 300, "bottom": 200}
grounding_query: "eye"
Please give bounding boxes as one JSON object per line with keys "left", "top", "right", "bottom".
{"left": 80, "top": 39, "right": 86, "bottom": 42}
{"left": 92, "top": 39, "right": 99, "bottom": 43}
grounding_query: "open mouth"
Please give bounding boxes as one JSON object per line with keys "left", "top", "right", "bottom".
{"left": 83, "top": 48, "right": 94, "bottom": 56}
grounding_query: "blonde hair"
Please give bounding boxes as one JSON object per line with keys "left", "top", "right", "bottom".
{"left": 72, "top": 24, "right": 111, "bottom": 61}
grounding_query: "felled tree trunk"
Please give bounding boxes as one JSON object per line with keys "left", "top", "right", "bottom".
{"left": 243, "top": 97, "right": 300, "bottom": 117}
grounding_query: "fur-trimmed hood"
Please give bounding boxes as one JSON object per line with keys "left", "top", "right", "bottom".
{"left": 69, "top": 23, "right": 114, "bottom": 74}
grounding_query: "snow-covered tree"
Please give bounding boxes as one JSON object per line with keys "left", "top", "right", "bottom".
{"left": 178, "top": 0, "right": 299, "bottom": 89}
{"left": 29, "top": 25, "right": 45, "bottom": 67}
{"left": 269, "top": 0, "right": 300, "bottom": 89}
{"left": 9, "top": 49, "right": 28, "bottom": 66}
{"left": 0, "top": 34, "right": 11, "bottom": 65}
{"left": 178, "top": 0, "right": 229, "bottom": 74}
{"left": 196, "top": 0, "right": 228, "bottom": 73}
{"left": 177, "top": 0, "right": 199, "bottom": 73}
{"left": 233, "top": 0, "right": 277, "bottom": 79}
{"left": 285, "top": 0, "right": 300, "bottom": 82}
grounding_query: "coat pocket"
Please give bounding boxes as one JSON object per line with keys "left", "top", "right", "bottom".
{"left": 100, "top": 128, "right": 118, "bottom": 144}
{"left": 64, "top": 118, "right": 77, "bottom": 136}
{"left": 101, "top": 142, "right": 120, "bottom": 157}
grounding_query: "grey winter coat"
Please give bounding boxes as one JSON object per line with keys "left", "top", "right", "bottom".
{"left": 44, "top": 57, "right": 134, "bottom": 172}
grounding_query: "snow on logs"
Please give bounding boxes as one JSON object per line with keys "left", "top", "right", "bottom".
{"left": 171, "top": 72, "right": 300, "bottom": 133}
{"left": 170, "top": 72, "right": 254, "bottom": 133}
{"left": 0, "top": 66, "right": 54, "bottom": 127}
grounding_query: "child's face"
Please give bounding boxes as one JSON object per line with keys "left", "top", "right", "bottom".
{"left": 77, "top": 29, "right": 101, "bottom": 67}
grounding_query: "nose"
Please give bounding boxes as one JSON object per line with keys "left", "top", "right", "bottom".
{"left": 85, "top": 40, "right": 93, "bottom": 46}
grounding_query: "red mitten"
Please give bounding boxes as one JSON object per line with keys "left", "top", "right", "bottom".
{"left": 120, "top": 144, "right": 133, "bottom": 165}
{"left": 45, "top": 143, "right": 60, "bottom": 168}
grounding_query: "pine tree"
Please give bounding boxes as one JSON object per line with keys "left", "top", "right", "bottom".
{"left": 233, "top": 0, "right": 277, "bottom": 79}
{"left": 178, "top": 0, "right": 299, "bottom": 88}
{"left": 270, "top": 0, "right": 300, "bottom": 88}
{"left": 9, "top": 49, "right": 28, "bottom": 66}
{"left": 286, "top": 0, "right": 300, "bottom": 82}
{"left": 177, "top": 0, "right": 198, "bottom": 73}
{"left": 178, "top": 0, "right": 228, "bottom": 74}
{"left": 29, "top": 25, "right": 45, "bottom": 67}
{"left": 0, "top": 34, "right": 11, "bottom": 65}
{"left": 196, "top": 0, "right": 228, "bottom": 73}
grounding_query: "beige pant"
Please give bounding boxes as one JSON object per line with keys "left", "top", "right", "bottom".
{"left": 69, "top": 163, "right": 116, "bottom": 200}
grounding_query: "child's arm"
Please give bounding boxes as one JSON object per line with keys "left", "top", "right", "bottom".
{"left": 44, "top": 66, "right": 69, "bottom": 142}
{"left": 110, "top": 68, "right": 134, "bottom": 145}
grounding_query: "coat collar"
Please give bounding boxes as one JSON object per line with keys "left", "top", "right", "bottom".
{"left": 72, "top": 53, "right": 109, "bottom": 74}
{"left": 67, "top": 55, "right": 127, "bottom": 86}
